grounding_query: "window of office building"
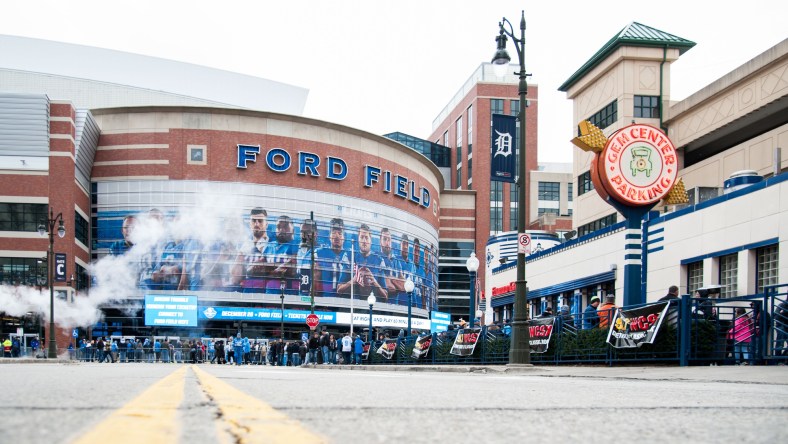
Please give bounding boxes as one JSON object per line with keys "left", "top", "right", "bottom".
{"left": 578, "top": 171, "right": 594, "bottom": 196}
{"left": 74, "top": 212, "right": 89, "bottom": 246}
{"left": 491, "top": 182, "right": 502, "bottom": 202}
{"left": 756, "top": 244, "right": 779, "bottom": 293}
{"left": 456, "top": 145, "right": 462, "bottom": 165}
{"left": 577, "top": 214, "right": 617, "bottom": 237}
{"left": 456, "top": 116, "right": 462, "bottom": 153}
{"left": 456, "top": 167, "right": 462, "bottom": 190}
{"left": 538, "top": 182, "right": 560, "bottom": 201}
{"left": 584, "top": 100, "right": 618, "bottom": 131}
{"left": 634, "top": 95, "right": 660, "bottom": 119}
{"left": 687, "top": 261, "right": 703, "bottom": 294}
{"left": 467, "top": 158, "right": 472, "bottom": 184}
{"left": 75, "top": 263, "right": 89, "bottom": 291}
{"left": 538, "top": 208, "right": 559, "bottom": 216}
{"left": 568, "top": 183, "right": 573, "bottom": 202}
{"left": 0, "top": 203, "right": 48, "bottom": 232}
{"left": 509, "top": 207, "right": 518, "bottom": 231}
{"left": 491, "top": 207, "right": 502, "bottom": 233}
{"left": 510, "top": 100, "right": 520, "bottom": 117}
{"left": 719, "top": 253, "right": 738, "bottom": 298}
{"left": 491, "top": 99, "right": 504, "bottom": 116}
{"left": 443, "top": 131, "right": 449, "bottom": 147}
{"left": 467, "top": 105, "right": 473, "bottom": 155}
{"left": 0, "top": 257, "right": 47, "bottom": 287}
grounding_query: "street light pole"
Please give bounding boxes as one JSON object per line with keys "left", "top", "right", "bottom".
{"left": 280, "top": 279, "right": 286, "bottom": 343}
{"left": 404, "top": 277, "right": 415, "bottom": 336}
{"left": 492, "top": 10, "right": 531, "bottom": 365}
{"left": 367, "top": 293, "right": 376, "bottom": 344}
{"left": 38, "top": 208, "right": 65, "bottom": 359}
{"left": 466, "top": 252, "right": 480, "bottom": 329}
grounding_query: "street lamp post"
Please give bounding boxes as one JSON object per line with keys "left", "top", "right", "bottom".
{"left": 404, "top": 277, "right": 415, "bottom": 336}
{"left": 492, "top": 10, "right": 531, "bottom": 365}
{"left": 466, "top": 252, "right": 480, "bottom": 329}
{"left": 279, "top": 279, "right": 286, "bottom": 342}
{"left": 367, "top": 293, "right": 376, "bottom": 344}
{"left": 38, "top": 208, "right": 65, "bottom": 359}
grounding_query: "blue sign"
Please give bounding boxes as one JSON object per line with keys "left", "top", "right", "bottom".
{"left": 199, "top": 306, "right": 336, "bottom": 324}
{"left": 144, "top": 295, "right": 198, "bottom": 327}
{"left": 431, "top": 310, "right": 452, "bottom": 333}
{"left": 72, "top": 329, "right": 79, "bottom": 338}
{"left": 491, "top": 114, "right": 517, "bottom": 183}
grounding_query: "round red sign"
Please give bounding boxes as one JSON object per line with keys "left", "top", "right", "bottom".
{"left": 598, "top": 124, "right": 678, "bottom": 206}
{"left": 306, "top": 314, "right": 320, "bottom": 329}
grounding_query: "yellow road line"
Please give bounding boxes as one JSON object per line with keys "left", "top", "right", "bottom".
{"left": 191, "top": 365, "right": 326, "bottom": 444}
{"left": 72, "top": 366, "right": 187, "bottom": 444}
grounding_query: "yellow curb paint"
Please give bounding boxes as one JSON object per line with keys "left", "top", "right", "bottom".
{"left": 191, "top": 365, "right": 326, "bottom": 444}
{"left": 72, "top": 366, "right": 187, "bottom": 444}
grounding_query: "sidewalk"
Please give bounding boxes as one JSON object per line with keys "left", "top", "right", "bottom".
{"left": 308, "top": 362, "right": 788, "bottom": 384}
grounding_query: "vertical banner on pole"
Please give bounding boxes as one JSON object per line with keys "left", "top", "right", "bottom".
{"left": 491, "top": 114, "right": 517, "bottom": 183}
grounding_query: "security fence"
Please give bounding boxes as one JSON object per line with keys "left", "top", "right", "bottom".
{"left": 363, "top": 285, "right": 788, "bottom": 367}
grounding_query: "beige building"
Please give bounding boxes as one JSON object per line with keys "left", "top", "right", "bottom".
{"left": 559, "top": 23, "right": 787, "bottom": 234}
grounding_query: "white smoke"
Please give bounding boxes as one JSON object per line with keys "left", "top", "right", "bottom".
{"left": 0, "top": 185, "right": 250, "bottom": 330}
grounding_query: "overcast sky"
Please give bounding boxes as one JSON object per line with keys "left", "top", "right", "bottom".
{"left": 2, "top": 1, "right": 785, "bottom": 163}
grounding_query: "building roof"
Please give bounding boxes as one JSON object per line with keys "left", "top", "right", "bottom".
{"left": 0, "top": 34, "right": 309, "bottom": 115}
{"left": 558, "top": 22, "right": 695, "bottom": 92}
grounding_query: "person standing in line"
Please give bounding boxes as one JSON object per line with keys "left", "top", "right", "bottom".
{"left": 597, "top": 295, "right": 617, "bottom": 329}
{"left": 328, "top": 334, "right": 338, "bottom": 365}
{"left": 319, "top": 331, "right": 330, "bottom": 365}
{"left": 341, "top": 332, "right": 353, "bottom": 365}
{"left": 232, "top": 333, "right": 244, "bottom": 365}
{"left": 729, "top": 307, "right": 753, "bottom": 365}
{"left": 298, "top": 340, "right": 307, "bottom": 366}
{"left": 307, "top": 332, "right": 320, "bottom": 365}
{"left": 583, "top": 296, "right": 600, "bottom": 330}
{"left": 353, "top": 335, "right": 364, "bottom": 365}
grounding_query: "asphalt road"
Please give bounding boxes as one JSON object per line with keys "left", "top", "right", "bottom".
{"left": 2, "top": 360, "right": 786, "bottom": 443}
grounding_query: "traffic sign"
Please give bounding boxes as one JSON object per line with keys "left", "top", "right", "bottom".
{"left": 72, "top": 329, "right": 78, "bottom": 338}
{"left": 306, "top": 314, "right": 320, "bottom": 329}
{"left": 517, "top": 233, "right": 531, "bottom": 254}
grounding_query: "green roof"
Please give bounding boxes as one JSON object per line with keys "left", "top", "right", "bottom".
{"left": 558, "top": 22, "right": 695, "bottom": 92}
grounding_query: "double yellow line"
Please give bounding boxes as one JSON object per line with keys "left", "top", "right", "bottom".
{"left": 72, "top": 366, "right": 325, "bottom": 444}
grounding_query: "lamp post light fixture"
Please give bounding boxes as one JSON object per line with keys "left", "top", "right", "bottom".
{"left": 38, "top": 208, "right": 65, "bottom": 359}
{"left": 367, "top": 292, "right": 376, "bottom": 344}
{"left": 404, "top": 277, "right": 415, "bottom": 336}
{"left": 279, "top": 278, "right": 286, "bottom": 342}
{"left": 465, "top": 252, "right": 479, "bottom": 329}
{"left": 492, "top": 10, "right": 531, "bottom": 365}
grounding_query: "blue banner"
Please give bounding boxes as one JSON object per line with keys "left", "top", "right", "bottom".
{"left": 491, "top": 114, "right": 517, "bottom": 183}
{"left": 198, "top": 306, "right": 337, "bottom": 324}
{"left": 431, "top": 310, "right": 451, "bottom": 333}
{"left": 144, "top": 295, "right": 198, "bottom": 327}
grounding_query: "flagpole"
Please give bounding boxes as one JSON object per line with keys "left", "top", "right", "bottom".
{"left": 350, "top": 239, "right": 355, "bottom": 336}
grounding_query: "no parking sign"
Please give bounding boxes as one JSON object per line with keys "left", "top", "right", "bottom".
{"left": 517, "top": 233, "right": 531, "bottom": 254}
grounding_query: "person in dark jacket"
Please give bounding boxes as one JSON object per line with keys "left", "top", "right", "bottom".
{"left": 583, "top": 296, "right": 600, "bottom": 330}
{"left": 307, "top": 332, "right": 320, "bottom": 365}
{"left": 353, "top": 335, "right": 364, "bottom": 365}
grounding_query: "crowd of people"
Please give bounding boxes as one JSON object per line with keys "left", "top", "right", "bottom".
{"left": 70, "top": 330, "right": 374, "bottom": 366}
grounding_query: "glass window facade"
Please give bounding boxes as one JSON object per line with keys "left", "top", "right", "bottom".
{"left": 720, "top": 253, "right": 738, "bottom": 298}
{"left": 538, "top": 208, "right": 560, "bottom": 216}
{"left": 634, "top": 95, "right": 660, "bottom": 119}
{"left": 438, "top": 241, "right": 475, "bottom": 316}
{"left": 568, "top": 183, "right": 573, "bottom": 202}
{"left": 491, "top": 207, "right": 502, "bottom": 233}
{"left": 467, "top": 105, "right": 473, "bottom": 155}
{"left": 490, "top": 182, "right": 502, "bottom": 202}
{"left": 0, "top": 203, "right": 48, "bottom": 232}
{"left": 538, "top": 182, "right": 560, "bottom": 201}
{"left": 75, "top": 212, "right": 89, "bottom": 246}
{"left": 0, "top": 257, "right": 47, "bottom": 287}
{"left": 578, "top": 171, "right": 594, "bottom": 196}
{"left": 383, "top": 132, "right": 451, "bottom": 168}
{"left": 756, "top": 244, "right": 778, "bottom": 292}
{"left": 509, "top": 207, "right": 518, "bottom": 231}
{"left": 491, "top": 99, "right": 504, "bottom": 116}
{"left": 687, "top": 261, "right": 703, "bottom": 294}
{"left": 584, "top": 100, "right": 618, "bottom": 130}
{"left": 577, "top": 214, "right": 617, "bottom": 237}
